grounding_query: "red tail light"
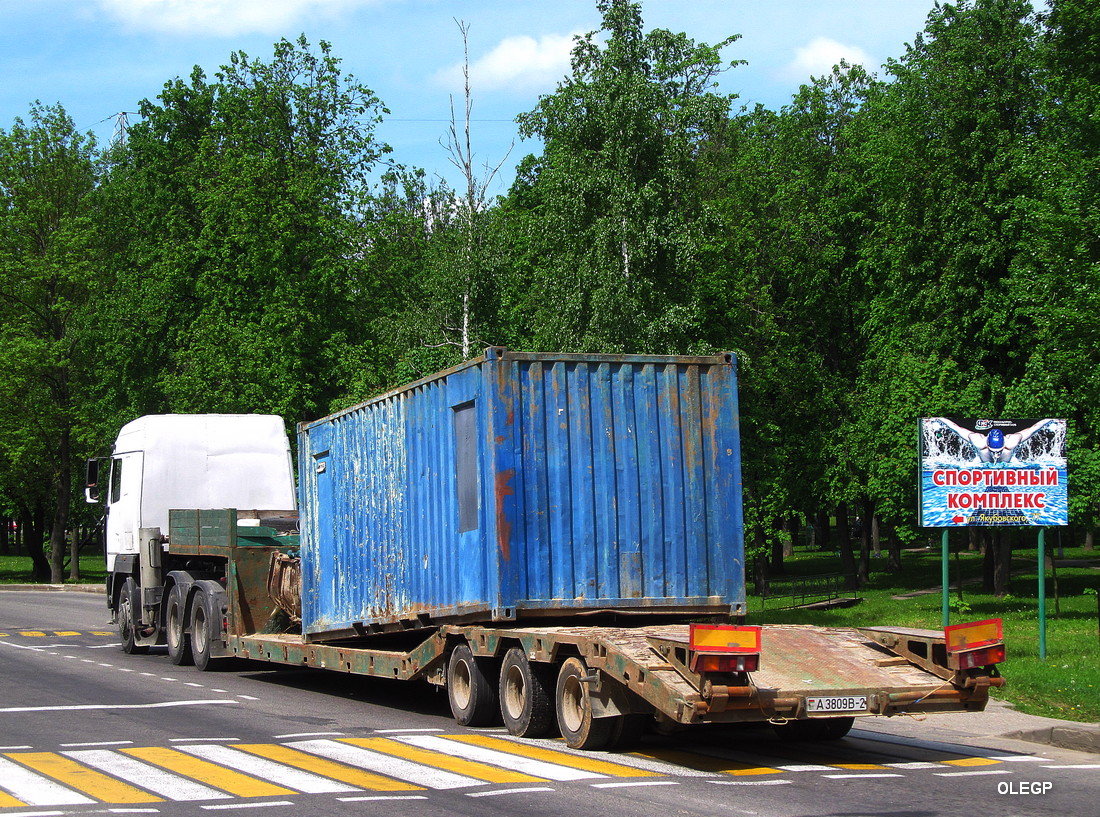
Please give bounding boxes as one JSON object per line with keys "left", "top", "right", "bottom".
{"left": 945, "top": 619, "right": 1005, "bottom": 670}
{"left": 689, "top": 624, "right": 761, "bottom": 673}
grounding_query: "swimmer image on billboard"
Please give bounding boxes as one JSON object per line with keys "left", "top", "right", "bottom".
{"left": 919, "top": 418, "right": 1068, "bottom": 527}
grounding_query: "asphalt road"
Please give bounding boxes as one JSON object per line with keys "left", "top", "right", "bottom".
{"left": 1, "top": 589, "right": 1098, "bottom": 817}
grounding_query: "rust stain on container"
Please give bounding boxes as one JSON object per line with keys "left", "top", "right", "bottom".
{"left": 495, "top": 468, "right": 516, "bottom": 560}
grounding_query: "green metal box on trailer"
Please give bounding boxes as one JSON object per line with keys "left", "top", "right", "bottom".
{"left": 297, "top": 348, "right": 745, "bottom": 640}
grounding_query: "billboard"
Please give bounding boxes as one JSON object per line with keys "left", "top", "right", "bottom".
{"left": 919, "top": 418, "right": 1067, "bottom": 527}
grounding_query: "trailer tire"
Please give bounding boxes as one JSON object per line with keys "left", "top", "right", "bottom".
{"left": 772, "top": 716, "right": 854, "bottom": 741}
{"left": 499, "top": 647, "right": 555, "bottom": 738}
{"left": 165, "top": 584, "right": 192, "bottom": 666}
{"left": 190, "top": 587, "right": 222, "bottom": 671}
{"left": 606, "top": 713, "right": 647, "bottom": 751}
{"left": 118, "top": 578, "right": 148, "bottom": 655}
{"left": 556, "top": 657, "right": 613, "bottom": 750}
{"left": 447, "top": 645, "right": 499, "bottom": 727}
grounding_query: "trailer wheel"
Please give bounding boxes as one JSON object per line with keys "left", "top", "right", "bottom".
{"left": 190, "top": 588, "right": 221, "bottom": 671}
{"left": 499, "top": 647, "right": 555, "bottom": 738}
{"left": 772, "top": 716, "right": 854, "bottom": 741}
{"left": 165, "top": 584, "right": 192, "bottom": 666}
{"left": 447, "top": 645, "right": 499, "bottom": 727}
{"left": 118, "top": 578, "right": 148, "bottom": 655}
{"left": 606, "top": 713, "right": 647, "bottom": 751}
{"left": 556, "top": 657, "right": 613, "bottom": 750}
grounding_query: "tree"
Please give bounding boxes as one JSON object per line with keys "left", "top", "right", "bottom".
{"left": 853, "top": 0, "right": 1044, "bottom": 593}
{"left": 0, "top": 103, "right": 102, "bottom": 582}
{"left": 105, "top": 37, "right": 391, "bottom": 423}
{"left": 512, "top": 0, "right": 740, "bottom": 353}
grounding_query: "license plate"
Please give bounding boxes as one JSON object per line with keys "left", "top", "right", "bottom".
{"left": 806, "top": 695, "right": 868, "bottom": 715}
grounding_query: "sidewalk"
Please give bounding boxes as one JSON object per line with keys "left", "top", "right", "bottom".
{"left": 1, "top": 583, "right": 106, "bottom": 593}
{"left": 866, "top": 696, "right": 1100, "bottom": 756}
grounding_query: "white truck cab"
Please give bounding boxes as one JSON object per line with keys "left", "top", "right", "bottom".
{"left": 87, "top": 414, "right": 297, "bottom": 615}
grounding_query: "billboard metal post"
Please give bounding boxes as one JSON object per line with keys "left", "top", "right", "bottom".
{"left": 942, "top": 529, "right": 950, "bottom": 628}
{"left": 1038, "top": 527, "right": 1047, "bottom": 660}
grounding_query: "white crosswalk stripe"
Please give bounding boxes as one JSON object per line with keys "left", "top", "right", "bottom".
{"left": 174, "top": 744, "right": 362, "bottom": 793}
{"left": 0, "top": 755, "right": 95, "bottom": 806}
{"left": 394, "top": 735, "right": 604, "bottom": 781}
{"left": 62, "top": 749, "right": 232, "bottom": 801}
{"left": 287, "top": 739, "right": 484, "bottom": 789}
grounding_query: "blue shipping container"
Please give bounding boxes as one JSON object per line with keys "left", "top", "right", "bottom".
{"left": 298, "top": 348, "right": 745, "bottom": 639}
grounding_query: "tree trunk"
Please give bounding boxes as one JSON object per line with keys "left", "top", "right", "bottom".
{"left": 49, "top": 424, "right": 72, "bottom": 584}
{"left": 993, "top": 529, "right": 1012, "bottom": 597}
{"left": 981, "top": 530, "right": 995, "bottom": 592}
{"left": 858, "top": 498, "right": 872, "bottom": 585}
{"left": 835, "top": 503, "right": 858, "bottom": 590}
{"left": 0, "top": 518, "right": 8, "bottom": 555}
{"left": 770, "top": 517, "right": 786, "bottom": 575}
{"left": 871, "top": 513, "right": 881, "bottom": 558}
{"left": 1085, "top": 529, "right": 1094, "bottom": 552}
{"left": 753, "top": 525, "right": 768, "bottom": 596}
{"left": 22, "top": 507, "right": 51, "bottom": 582}
{"left": 886, "top": 524, "right": 902, "bottom": 573}
{"left": 814, "top": 508, "right": 830, "bottom": 553}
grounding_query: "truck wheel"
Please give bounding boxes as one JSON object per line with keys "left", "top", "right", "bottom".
{"left": 499, "top": 647, "right": 555, "bottom": 738}
{"left": 447, "top": 645, "right": 499, "bottom": 727}
{"left": 118, "top": 578, "right": 148, "bottom": 655}
{"left": 190, "top": 588, "right": 221, "bottom": 671}
{"left": 556, "top": 657, "right": 613, "bottom": 750}
{"left": 165, "top": 584, "right": 192, "bottom": 666}
{"left": 772, "top": 716, "right": 854, "bottom": 741}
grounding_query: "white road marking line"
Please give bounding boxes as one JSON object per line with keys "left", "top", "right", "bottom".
{"left": 237, "top": 696, "right": 260, "bottom": 701}
{"left": 338, "top": 796, "right": 430, "bottom": 802}
{"left": 0, "top": 700, "right": 237, "bottom": 714}
{"left": 822, "top": 774, "right": 904, "bottom": 779}
{"left": 176, "top": 744, "right": 360, "bottom": 794}
{"left": 62, "top": 750, "right": 231, "bottom": 802}
{"left": 1041, "top": 764, "right": 1100, "bottom": 769}
{"left": 986, "top": 755, "right": 1046, "bottom": 762}
{"left": 590, "top": 781, "right": 680, "bottom": 789}
{"left": 374, "top": 729, "right": 443, "bottom": 734}
{"left": 274, "top": 732, "right": 345, "bottom": 739}
{"left": 778, "top": 764, "right": 835, "bottom": 771}
{"left": 169, "top": 737, "right": 239, "bottom": 743}
{"left": 0, "top": 755, "right": 96, "bottom": 806}
{"left": 288, "top": 739, "right": 483, "bottom": 789}
{"left": 710, "top": 780, "right": 793, "bottom": 786}
{"left": 934, "top": 770, "right": 1012, "bottom": 777}
{"left": 0, "top": 746, "right": 33, "bottom": 750}
{"left": 201, "top": 801, "right": 295, "bottom": 810}
{"left": 398, "top": 735, "right": 604, "bottom": 781}
{"left": 466, "top": 787, "right": 556, "bottom": 797}
{"left": 886, "top": 762, "right": 942, "bottom": 769}
{"left": 59, "top": 741, "right": 134, "bottom": 748}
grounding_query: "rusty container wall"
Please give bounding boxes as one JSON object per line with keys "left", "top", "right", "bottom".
{"left": 297, "top": 348, "right": 745, "bottom": 640}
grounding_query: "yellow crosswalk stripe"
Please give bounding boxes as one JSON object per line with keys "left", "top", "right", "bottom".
{"left": 0, "top": 790, "right": 24, "bottom": 808}
{"left": 232, "top": 744, "right": 422, "bottom": 791}
{"left": 342, "top": 738, "right": 546, "bottom": 784}
{"left": 631, "top": 747, "right": 780, "bottom": 776}
{"left": 53, "top": 631, "right": 80, "bottom": 636}
{"left": 942, "top": 757, "right": 1002, "bottom": 767}
{"left": 4, "top": 752, "right": 163, "bottom": 803}
{"left": 834, "top": 763, "right": 887, "bottom": 770}
{"left": 448, "top": 735, "right": 656, "bottom": 777}
{"left": 121, "top": 747, "right": 295, "bottom": 797}
{"left": 18, "top": 632, "right": 45, "bottom": 637}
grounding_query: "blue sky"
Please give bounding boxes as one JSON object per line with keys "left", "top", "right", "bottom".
{"left": 1, "top": 1, "right": 950, "bottom": 196}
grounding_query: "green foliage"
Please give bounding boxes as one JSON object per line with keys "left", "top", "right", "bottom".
{"left": 512, "top": 0, "right": 740, "bottom": 353}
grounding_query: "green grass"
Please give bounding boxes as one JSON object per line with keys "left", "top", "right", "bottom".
{"left": 747, "top": 544, "right": 1100, "bottom": 723}
{"left": 0, "top": 554, "right": 107, "bottom": 584}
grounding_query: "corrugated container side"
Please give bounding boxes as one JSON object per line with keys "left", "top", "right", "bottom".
{"left": 298, "top": 348, "right": 744, "bottom": 639}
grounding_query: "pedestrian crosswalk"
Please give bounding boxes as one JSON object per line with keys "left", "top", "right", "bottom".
{"left": 0, "top": 732, "right": 1020, "bottom": 810}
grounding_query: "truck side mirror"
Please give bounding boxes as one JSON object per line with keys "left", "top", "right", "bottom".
{"left": 85, "top": 458, "right": 101, "bottom": 503}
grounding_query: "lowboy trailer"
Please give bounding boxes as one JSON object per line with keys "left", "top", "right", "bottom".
{"left": 91, "top": 350, "right": 1005, "bottom": 750}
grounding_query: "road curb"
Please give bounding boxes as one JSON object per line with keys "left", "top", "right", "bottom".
{"left": 0, "top": 583, "right": 105, "bottom": 593}
{"left": 1004, "top": 724, "right": 1100, "bottom": 754}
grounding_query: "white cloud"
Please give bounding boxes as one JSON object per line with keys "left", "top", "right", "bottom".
{"left": 782, "top": 36, "right": 874, "bottom": 81}
{"left": 434, "top": 31, "right": 581, "bottom": 96}
{"left": 95, "top": 0, "right": 373, "bottom": 37}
